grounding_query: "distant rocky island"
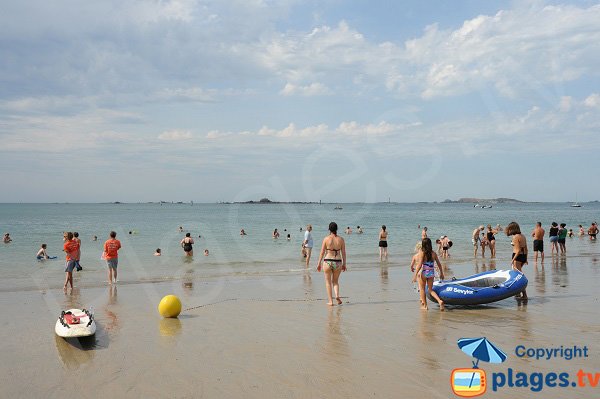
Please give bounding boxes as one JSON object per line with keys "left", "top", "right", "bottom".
{"left": 442, "top": 198, "right": 524, "bottom": 204}
{"left": 235, "top": 198, "right": 319, "bottom": 204}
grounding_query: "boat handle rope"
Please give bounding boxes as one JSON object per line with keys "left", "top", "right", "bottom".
{"left": 82, "top": 308, "right": 94, "bottom": 327}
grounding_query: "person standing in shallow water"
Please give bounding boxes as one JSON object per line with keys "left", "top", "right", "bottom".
{"left": 549, "top": 222, "right": 559, "bottom": 254}
{"left": 486, "top": 225, "right": 498, "bottom": 258}
{"left": 303, "top": 224, "right": 313, "bottom": 268}
{"left": 62, "top": 232, "right": 79, "bottom": 292}
{"left": 472, "top": 226, "right": 483, "bottom": 257}
{"left": 531, "top": 222, "right": 545, "bottom": 263}
{"left": 506, "top": 221, "right": 528, "bottom": 300}
{"left": 412, "top": 238, "right": 445, "bottom": 311}
{"left": 316, "top": 222, "right": 346, "bottom": 306}
{"left": 180, "top": 232, "right": 194, "bottom": 256}
{"left": 378, "top": 225, "right": 388, "bottom": 261}
{"left": 558, "top": 223, "right": 568, "bottom": 254}
{"left": 104, "top": 231, "right": 121, "bottom": 284}
{"left": 73, "top": 232, "right": 83, "bottom": 271}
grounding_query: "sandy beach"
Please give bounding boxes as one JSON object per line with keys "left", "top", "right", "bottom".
{"left": 2, "top": 257, "right": 599, "bottom": 398}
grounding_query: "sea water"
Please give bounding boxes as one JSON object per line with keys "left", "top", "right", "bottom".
{"left": 0, "top": 202, "right": 598, "bottom": 291}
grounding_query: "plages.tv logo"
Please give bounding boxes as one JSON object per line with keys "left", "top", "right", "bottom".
{"left": 451, "top": 337, "right": 507, "bottom": 397}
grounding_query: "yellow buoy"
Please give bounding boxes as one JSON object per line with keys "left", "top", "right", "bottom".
{"left": 158, "top": 295, "right": 182, "bottom": 318}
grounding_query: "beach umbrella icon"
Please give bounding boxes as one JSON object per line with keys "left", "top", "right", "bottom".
{"left": 458, "top": 337, "right": 507, "bottom": 367}
{"left": 457, "top": 337, "right": 507, "bottom": 390}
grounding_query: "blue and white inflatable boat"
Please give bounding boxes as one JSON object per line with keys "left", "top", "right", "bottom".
{"left": 427, "top": 269, "right": 528, "bottom": 305}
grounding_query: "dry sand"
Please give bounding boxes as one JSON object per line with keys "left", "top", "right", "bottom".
{"left": 1, "top": 258, "right": 600, "bottom": 398}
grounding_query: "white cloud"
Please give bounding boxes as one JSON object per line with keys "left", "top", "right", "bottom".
{"left": 406, "top": 4, "right": 600, "bottom": 98}
{"left": 258, "top": 4, "right": 600, "bottom": 99}
{"left": 157, "top": 130, "right": 193, "bottom": 141}
{"left": 171, "top": 93, "right": 600, "bottom": 156}
{"left": 336, "top": 121, "right": 407, "bottom": 137}
{"left": 583, "top": 93, "right": 600, "bottom": 108}
{"left": 280, "top": 82, "right": 332, "bottom": 96}
{"left": 154, "top": 87, "right": 218, "bottom": 102}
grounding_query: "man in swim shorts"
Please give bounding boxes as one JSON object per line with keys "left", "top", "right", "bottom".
{"left": 589, "top": 223, "right": 598, "bottom": 240}
{"left": 441, "top": 235, "right": 450, "bottom": 259}
{"left": 531, "top": 222, "right": 545, "bottom": 262}
{"left": 104, "top": 231, "right": 122, "bottom": 284}
{"left": 472, "top": 226, "right": 483, "bottom": 257}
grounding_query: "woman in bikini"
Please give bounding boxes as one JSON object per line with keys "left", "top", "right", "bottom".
{"left": 316, "top": 222, "right": 347, "bottom": 306}
{"left": 378, "top": 225, "right": 388, "bottom": 261}
{"left": 506, "top": 221, "right": 528, "bottom": 300}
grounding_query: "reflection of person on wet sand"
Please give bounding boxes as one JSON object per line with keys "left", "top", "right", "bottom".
{"left": 104, "top": 285, "right": 119, "bottom": 332}
{"left": 316, "top": 222, "right": 346, "bottom": 306}
{"left": 321, "top": 307, "right": 349, "bottom": 359}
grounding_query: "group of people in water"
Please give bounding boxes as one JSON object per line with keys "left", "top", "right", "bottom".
{"left": 311, "top": 219, "right": 599, "bottom": 309}
{"left": 4, "top": 218, "right": 598, "bottom": 306}
{"left": 51, "top": 231, "right": 121, "bottom": 292}
{"left": 530, "top": 221, "right": 598, "bottom": 262}
{"left": 471, "top": 224, "right": 503, "bottom": 258}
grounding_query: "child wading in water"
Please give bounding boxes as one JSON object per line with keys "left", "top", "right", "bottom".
{"left": 412, "top": 238, "right": 445, "bottom": 311}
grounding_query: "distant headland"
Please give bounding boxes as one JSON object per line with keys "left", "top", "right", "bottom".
{"left": 233, "top": 198, "right": 319, "bottom": 204}
{"left": 441, "top": 198, "right": 524, "bottom": 204}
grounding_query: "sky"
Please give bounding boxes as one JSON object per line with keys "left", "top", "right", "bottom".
{"left": 1, "top": 0, "right": 599, "bottom": 203}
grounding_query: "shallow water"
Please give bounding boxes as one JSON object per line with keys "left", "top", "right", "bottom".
{"left": 1, "top": 202, "right": 598, "bottom": 291}
{"left": 1, "top": 203, "right": 600, "bottom": 398}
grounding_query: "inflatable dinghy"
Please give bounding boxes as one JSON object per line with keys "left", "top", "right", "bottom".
{"left": 55, "top": 309, "right": 96, "bottom": 338}
{"left": 427, "top": 270, "right": 528, "bottom": 305}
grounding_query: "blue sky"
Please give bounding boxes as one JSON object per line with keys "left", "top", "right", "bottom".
{"left": 1, "top": 0, "right": 599, "bottom": 203}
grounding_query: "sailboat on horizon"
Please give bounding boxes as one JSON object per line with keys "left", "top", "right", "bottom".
{"left": 571, "top": 193, "right": 582, "bottom": 208}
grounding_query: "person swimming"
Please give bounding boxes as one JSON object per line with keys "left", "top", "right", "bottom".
{"left": 154, "top": 248, "right": 161, "bottom": 256}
